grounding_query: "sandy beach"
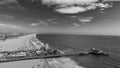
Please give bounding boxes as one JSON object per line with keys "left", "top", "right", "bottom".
{"left": 0, "top": 34, "right": 84, "bottom": 68}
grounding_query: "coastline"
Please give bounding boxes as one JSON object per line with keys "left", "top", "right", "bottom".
{"left": 0, "top": 34, "right": 84, "bottom": 68}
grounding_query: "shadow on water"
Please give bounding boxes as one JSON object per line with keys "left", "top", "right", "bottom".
{"left": 37, "top": 34, "right": 120, "bottom": 68}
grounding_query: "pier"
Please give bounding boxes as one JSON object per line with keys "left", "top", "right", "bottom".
{"left": 0, "top": 50, "right": 88, "bottom": 63}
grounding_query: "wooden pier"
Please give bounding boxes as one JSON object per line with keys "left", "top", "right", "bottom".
{"left": 0, "top": 51, "right": 88, "bottom": 63}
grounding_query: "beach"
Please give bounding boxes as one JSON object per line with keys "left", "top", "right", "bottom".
{"left": 0, "top": 34, "right": 84, "bottom": 68}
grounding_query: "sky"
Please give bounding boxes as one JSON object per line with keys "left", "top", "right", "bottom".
{"left": 0, "top": 0, "right": 120, "bottom": 35}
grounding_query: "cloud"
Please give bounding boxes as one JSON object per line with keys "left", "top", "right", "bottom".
{"left": 71, "top": 17, "right": 93, "bottom": 28}
{"left": 30, "top": 23, "right": 38, "bottom": 26}
{"left": 41, "top": 0, "right": 113, "bottom": 14}
{"left": 52, "top": 22, "right": 59, "bottom": 24}
{"left": 78, "top": 17, "right": 94, "bottom": 23}
{"left": 30, "top": 20, "right": 48, "bottom": 26}
{"left": 0, "top": 0, "right": 25, "bottom": 9}
{"left": 0, "top": 15, "right": 14, "bottom": 19}
{"left": 68, "top": 16, "right": 77, "bottom": 18}
{"left": 0, "top": 0, "right": 17, "bottom": 5}
{"left": 55, "top": 6, "right": 87, "bottom": 14}
{"left": 0, "top": 23, "right": 28, "bottom": 33}
{"left": 42, "top": 0, "right": 98, "bottom": 5}
{"left": 47, "top": 19, "right": 56, "bottom": 22}
{"left": 0, "top": 23, "right": 20, "bottom": 29}
{"left": 46, "top": 19, "right": 59, "bottom": 24}
{"left": 73, "top": 23, "right": 80, "bottom": 27}
{"left": 68, "top": 16, "right": 94, "bottom": 24}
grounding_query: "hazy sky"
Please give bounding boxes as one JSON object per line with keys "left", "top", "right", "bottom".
{"left": 0, "top": 0, "right": 120, "bottom": 35}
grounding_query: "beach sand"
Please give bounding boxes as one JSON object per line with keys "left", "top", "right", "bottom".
{"left": 0, "top": 34, "right": 84, "bottom": 68}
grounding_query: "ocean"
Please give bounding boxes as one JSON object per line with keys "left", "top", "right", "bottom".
{"left": 37, "top": 34, "right": 120, "bottom": 68}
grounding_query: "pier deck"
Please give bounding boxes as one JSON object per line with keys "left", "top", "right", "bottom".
{"left": 0, "top": 51, "right": 88, "bottom": 63}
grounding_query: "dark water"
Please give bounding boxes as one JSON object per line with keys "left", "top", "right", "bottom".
{"left": 37, "top": 34, "right": 120, "bottom": 68}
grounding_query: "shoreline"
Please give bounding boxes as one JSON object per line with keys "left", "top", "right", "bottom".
{"left": 0, "top": 34, "right": 85, "bottom": 68}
